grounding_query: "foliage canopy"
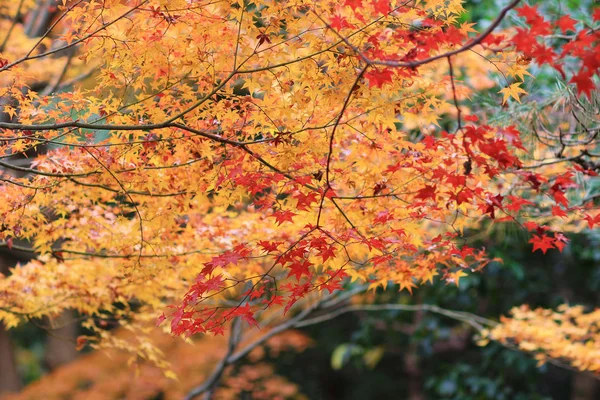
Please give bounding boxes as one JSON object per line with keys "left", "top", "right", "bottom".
{"left": 0, "top": 0, "right": 599, "bottom": 393}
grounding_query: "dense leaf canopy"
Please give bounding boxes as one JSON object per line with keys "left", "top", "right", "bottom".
{"left": 0, "top": 0, "right": 598, "bottom": 390}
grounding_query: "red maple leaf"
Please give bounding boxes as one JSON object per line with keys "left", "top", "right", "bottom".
{"left": 557, "top": 15, "right": 577, "bottom": 33}
{"left": 445, "top": 174, "right": 466, "bottom": 188}
{"left": 529, "top": 234, "right": 555, "bottom": 254}
{"left": 271, "top": 209, "right": 297, "bottom": 226}
{"left": 344, "top": 0, "right": 363, "bottom": 10}
{"left": 248, "top": 287, "right": 265, "bottom": 300}
{"left": 365, "top": 68, "right": 395, "bottom": 88}
{"left": 498, "top": 126, "right": 526, "bottom": 151}
{"left": 202, "top": 246, "right": 249, "bottom": 274}
{"left": 293, "top": 191, "right": 319, "bottom": 211}
{"left": 551, "top": 205, "right": 568, "bottom": 218}
{"left": 265, "top": 294, "right": 285, "bottom": 306}
{"left": 318, "top": 245, "right": 337, "bottom": 262}
{"left": 319, "top": 278, "right": 343, "bottom": 294}
{"left": 516, "top": 4, "right": 540, "bottom": 24}
{"left": 553, "top": 232, "right": 569, "bottom": 252}
{"left": 531, "top": 44, "right": 557, "bottom": 65}
{"left": 523, "top": 172, "right": 544, "bottom": 190}
{"left": 482, "top": 33, "right": 506, "bottom": 47}
{"left": 552, "top": 190, "right": 569, "bottom": 207}
{"left": 287, "top": 260, "right": 312, "bottom": 281}
{"left": 414, "top": 185, "right": 437, "bottom": 201}
{"left": 373, "top": 210, "right": 394, "bottom": 224}
{"left": 511, "top": 28, "right": 538, "bottom": 55}
{"left": 570, "top": 71, "right": 595, "bottom": 98}
{"left": 329, "top": 14, "right": 352, "bottom": 31}
{"left": 523, "top": 221, "right": 538, "bottom": 231}
{"left": 258, "top": 240, "right": 281, "bottom": 253}
{"left": 371, "top": 0, "right": 391, "bottom": 15}
{"left": 584, "top": 213, "right": 600, "bottom": 229}
{"left": 232, "top": 303, "right": 258, "bottom": 327}
{"left": 516, "top": 5, "right": 551, "bottom": 35}
{"left": 505, "top": 196, "right": 533, "bottom": 212}
{"left": 482, "top": 194, "right": 504, "bottom": 219}
{"left": 371, "top": 254, "right": 392, "bottom": 265}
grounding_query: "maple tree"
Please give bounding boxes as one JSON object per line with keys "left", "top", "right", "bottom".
{"left": 0, "top": 0, "right": 598, "bottom": 397}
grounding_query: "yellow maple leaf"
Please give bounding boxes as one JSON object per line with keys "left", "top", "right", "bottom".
{"left": 499, "top": 83, "right": 528, "bottom": 104}
{"left": 506, "top": 64, "right": 533, "bottom": 82}
{"left": 447, "top": 270, "right": 468, "bottom": 287}
{"left": 459, "top": 22, "right": 477, "bottom": 36}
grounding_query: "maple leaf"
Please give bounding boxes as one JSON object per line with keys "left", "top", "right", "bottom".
{"left": 499, "top": 83, "right": 527, "bottom": 104}
{"left": 365, "top": 68, "right": 395, "bottom": 88}
{"left": 270, "top": 209, "right": 297, "bottom": 226}
{"left": 343, "top": 0, "right": 363, "bottom": 11}
{"left": 446, "top": 270, "right": 468, "bottom": 287}
{"left": 570, "top": 71, "right": 595, "bottom": 98}
{"left": 329, "top": 14, "right": 352, "bottom": 31}
{"left": 287, "top": 260, "right": 312, "bottom": 281}
{"left": 551, "top": 205, "right": 568, "bottom": 218}
{"left": 529, "top": 234, "right": 555, "bottom": 254}
{"left": 459, "top": 22, "right": 477, "bottom": 36}
{"left": 498, "top": 126, "right": 526, "bottom": 151}
{"left": 319, "top": 278, "right": 344, "bottom": 294}
{"left": 266, "top": 295, "right": 285, "bottom": 307}
{"left": 584, "top": 213, "right": 600, "bottom": 229}
{"left": 258, "top": 240, "right": 281, "bottom": 253}
{"left": 293, "top": 191, "right": 319, "bottom": 211}
{"left": 373, "top": 210, "right": 394, "bottom": 224}
{"left": 523, "top": 221, "right": 538, "bottom": 231}
{"left": 516, "top": 4, "right": 541, "bottom": 24}
{"left": 371, "top": 0, "right": 391, "bottom": 15}
{"left": 505, "top": 196, "right": 533, "bottom": 212}
{"left": 482, "top": 194, "right": 504, "bottom": 219}
{"left": 552, "top": 190, "right": 569, "bottom": 207}
{"left": 399, "top": 278, "right": 418, "bottom": 294}
{"left": 232, "top": 303, "right": 258, "bottom": 327}
{"left": 553, "top": 232, "right": 569, "bottom": 252}
{"left": 318, "top": 245, "right": 337, "bottom": 263}
{"left": 202, "top": 248, "right": 247, "bottom": 274}
{"left": 414, "top": 185, "right": 437, "bottom": 201}
{"left": 557, "top": 15, "right": 577, "bottom": 33}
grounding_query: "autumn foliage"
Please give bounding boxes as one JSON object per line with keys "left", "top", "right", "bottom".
{"left": 484, "top": 305, "right": 600, "bottom": 374}
{"left": 3, "top": 328, "right": 311, "bottom": 400}
{"left": 0, "top": 0, "right": 599, "bottom": 391}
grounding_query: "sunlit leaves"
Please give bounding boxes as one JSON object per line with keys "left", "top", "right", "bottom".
{"left": 485, "top": 305, "right": 600, "bottom": 373}
{"left": 0, "top": 0, "right": 596, "bottom": 355}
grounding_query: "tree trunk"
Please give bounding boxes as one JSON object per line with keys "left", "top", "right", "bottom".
{"left": 0, "top": 322, "right": 21, "bottom": 394}
{"left": 0, "top": 260, "right": 21, "bottom": 394}
{"left": 571, "top": 373, "right": 599, "bottom": 400}
{"left": 404, "top": 303, "right": 424, "bottom": 400}
{"left": 44, "top": 311, "right": 78, "bottom": 370}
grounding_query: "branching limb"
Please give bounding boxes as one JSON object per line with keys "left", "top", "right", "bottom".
{"left": 0, "top": 0, "right": 25, "bottom": 52}
{"left": 184, "top": 293, "right": 496, "bottom": 399}
{"left": 184, "top": 318, "right": 243, "bottom": 400}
